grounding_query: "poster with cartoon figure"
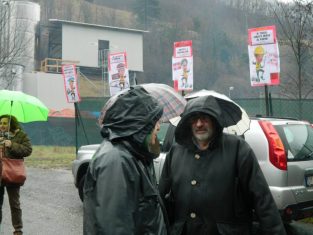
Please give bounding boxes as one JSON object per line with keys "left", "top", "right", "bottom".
{"left": 172, "top": 56, "right": 193, "bottom": 90}
{"left": 108, "top": 52, "right": 130, "bottom": 96}
{"left": 248, "top": 43, "right": 280, "bottom": 86}
{"left": 248, "top": 25, "right": 280, "bottom": 87}
{"left": 62, "top": 64, "right": 81, "bottom": 103}
{"left": 172, "top": 40, "right": 193, "bottom": 91}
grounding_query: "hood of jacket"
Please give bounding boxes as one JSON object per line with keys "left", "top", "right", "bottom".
{"left": 175, "top": 95, "right": 224, "bottom": 148}
{"left": 101, "top": 86, "right": 163, "bottom": 152}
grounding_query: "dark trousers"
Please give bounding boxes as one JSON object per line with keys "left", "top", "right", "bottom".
{"left": 0, "top": 185, "right": 23, "bottom": 231}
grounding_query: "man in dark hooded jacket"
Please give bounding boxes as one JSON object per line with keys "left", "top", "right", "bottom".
{"left": 159, "top": 96, "right": 286, "bottom": 235}
{"left": 83, "top": 86, "right": 168, "bottom": 235}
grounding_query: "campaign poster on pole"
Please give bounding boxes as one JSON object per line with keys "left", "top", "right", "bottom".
{"left": 248, "top": 25, "right": 280, "bottom": 86}
{"left": 172, "top": 56, "right": 193, "bottom": 90}
{"left": 62, "top": 64, "right": 81, "bottom": 103}
{"left": 108, "top": 52, "right": 130, "bottom": 96}
{"left": 172, "top": 40, "right": 193, "bottom": 91}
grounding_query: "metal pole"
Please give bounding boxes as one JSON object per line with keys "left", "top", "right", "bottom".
{"left": 74, "top": 102, "right": 78, "bottom": 154}
{"left": 265, "top": 85, "right": 270, "bottom": 116}
{"left": 75, "top": 102, "right": 90, "bottom": 147}
{"left": 269, "top": 92, "right": 273, "bottom": 116}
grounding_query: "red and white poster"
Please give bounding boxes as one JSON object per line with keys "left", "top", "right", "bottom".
{"left": 108, "top": 52, "right": 130, "bottom": 96}
{"left": 172, "top": 40, "right": 193, "bottom": 91}
{"left": 173, "top": 40, "right": 193, "bottom": 58}
{"left": 248, "top": 25, "right": 280, "bottom": 86}
{"left": 62, "top": 64, "right": 81, "bottom": 103}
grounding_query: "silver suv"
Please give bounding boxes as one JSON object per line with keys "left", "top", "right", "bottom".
{"left": 72, "top": 117, "right": 313, "bottom": 221}
{"left": 243, "top": 117, "right": 313, "bottom": 221}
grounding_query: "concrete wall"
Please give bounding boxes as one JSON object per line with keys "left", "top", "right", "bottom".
{"left": 23, "top": 72, "right": 74, "bottom": 111}
{"left": 62, "top": 24, "right": 144, "bottom": 71}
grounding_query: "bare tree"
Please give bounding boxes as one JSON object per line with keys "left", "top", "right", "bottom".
{"left": 223, "top": 0, "right": 271, "bottom": 14}
{"left": 0, "top": 1, "right": 34, "bottom": 90}
{"left": 270, "top": 0, "right": 313, "bottom": 100}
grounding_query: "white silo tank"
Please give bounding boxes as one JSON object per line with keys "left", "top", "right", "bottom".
{"left": 0, "top": 1, "right": 40, "bottom": 90}
{"left": 9, "top": 1, "right": 40, "bottom": 72}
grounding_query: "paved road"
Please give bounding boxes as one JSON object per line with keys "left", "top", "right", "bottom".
{"left": 1, "top": 167, "right": 83, "bottom": 235}
{"left": 1, "top": 168, "right": 313, "bottom": 235}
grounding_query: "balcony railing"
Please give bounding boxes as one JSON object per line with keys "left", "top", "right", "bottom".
{"left": 41, "top": 58, "right": 80, "bottom": 73}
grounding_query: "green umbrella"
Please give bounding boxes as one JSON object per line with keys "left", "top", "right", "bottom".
{"left": 0, "top": 90, "right": 49, "bottom": 123}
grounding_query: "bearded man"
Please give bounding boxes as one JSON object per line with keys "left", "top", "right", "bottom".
{"left": 159, "top": 95, "right": 286, "bottom": 235}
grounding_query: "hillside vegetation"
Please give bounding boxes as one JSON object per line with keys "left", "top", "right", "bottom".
{"left": 34, "top": 0, "right": 296, "bottom": 98}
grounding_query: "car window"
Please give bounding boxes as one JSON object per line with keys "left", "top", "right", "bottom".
{"left": 275, "top": 124, "right": 313, "bottom": 161}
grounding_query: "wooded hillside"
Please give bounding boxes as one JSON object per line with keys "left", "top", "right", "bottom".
{"left": 33, "top": 0, "right": 298, "bottom": 98}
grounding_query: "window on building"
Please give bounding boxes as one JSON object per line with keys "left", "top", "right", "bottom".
{"left": 98, "top": 40, "right": 109, "bottom": 70}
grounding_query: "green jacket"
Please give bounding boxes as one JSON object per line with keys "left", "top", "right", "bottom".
{"left": 4, "top": 129, "right": 32, "bottom": 159}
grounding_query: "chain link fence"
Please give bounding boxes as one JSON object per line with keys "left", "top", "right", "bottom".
{"left": 235, "top": 98, "right": 313, "bottom": 122}
{"left": 22, "top": 97, "right": 109, "bottom": 148}
{"left": 22, "top": 97, "right": 313, "bottom": 147}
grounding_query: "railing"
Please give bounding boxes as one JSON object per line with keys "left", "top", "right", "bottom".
{"left": 40, "top": 58, "right": 80, "bottom": 73}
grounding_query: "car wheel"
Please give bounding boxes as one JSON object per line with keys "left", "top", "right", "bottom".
{"left": 78, "top": 174, "right": 86, "bottom": 202}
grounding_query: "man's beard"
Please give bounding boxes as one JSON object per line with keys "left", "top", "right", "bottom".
{"left": 193, "top": 128, "right": 214, "bottom": 142}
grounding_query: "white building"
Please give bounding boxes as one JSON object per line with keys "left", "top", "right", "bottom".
{"left": 1, "top": 1, "right": 146, "bottom": 111}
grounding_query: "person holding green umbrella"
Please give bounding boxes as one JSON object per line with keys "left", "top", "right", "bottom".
{"left": 0, "top": 90, "right": 47, "bottom": 234}
{"left": 0, "top": 114, "right": 32, "bottom": 235}
{"left": 0, "top": 90, "right": 49, "bottom": 123}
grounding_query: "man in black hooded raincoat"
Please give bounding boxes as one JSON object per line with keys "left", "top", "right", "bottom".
{"left": 83, "top": 86, "right": 168, "bottom": 235}
{"left": 159, "top": 96, "right": 286, "bottom": 235}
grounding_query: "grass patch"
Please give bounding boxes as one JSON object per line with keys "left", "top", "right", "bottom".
{"left": 25, "top": 145, "right": 76, "bottom": 170}
{"left": 301, "top": 217, "right": 313, "bottom": 224}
